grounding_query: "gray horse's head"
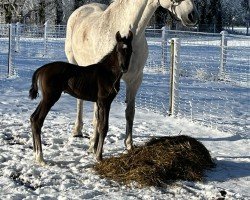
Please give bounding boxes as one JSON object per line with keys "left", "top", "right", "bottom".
{"left": 159, "top": 0, "right": 199, "bottom": 26}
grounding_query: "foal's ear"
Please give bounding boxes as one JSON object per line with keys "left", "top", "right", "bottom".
{"left": 128, "top": 30, "right": 133, "bottom": 42}
{"left": 116, "top": 31, "right": 122, "bottom": 42}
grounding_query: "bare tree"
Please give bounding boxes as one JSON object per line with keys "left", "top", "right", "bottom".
{"left": 1, "top": 0, "right": 24, "bottom": 23}
{"left": 55, "top": 0, "right": 63, "bottom": 24}
{"left": 38, "top": 0, "right": 57, "bottom": 24}
{"left": 22, "top": 0, "right": 40, "bottom": 24}
{"left": 74, "top": 0, "right": 110, "bottom": 9}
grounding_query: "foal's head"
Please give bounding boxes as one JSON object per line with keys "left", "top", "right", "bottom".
{"left": 115, "top": 31, "right": 133, "bottom": 73}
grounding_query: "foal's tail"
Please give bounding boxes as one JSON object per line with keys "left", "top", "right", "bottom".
{"left": 29, "top": 68, "right": 41, "bottom": 100}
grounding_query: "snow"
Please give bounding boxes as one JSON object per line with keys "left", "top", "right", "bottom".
{"left": 0, "top": 38, "right": 250, "bottom": 199}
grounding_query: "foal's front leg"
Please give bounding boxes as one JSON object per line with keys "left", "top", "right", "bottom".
{"left": 88, "top": 103, "right": 99, "bottom": 153}
{"left": 95, "top": 101, "right": 111, "bottom": 161}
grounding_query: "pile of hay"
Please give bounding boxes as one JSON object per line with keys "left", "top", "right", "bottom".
{"left": 94, "top": 135, "right": 215, "bottom": 187}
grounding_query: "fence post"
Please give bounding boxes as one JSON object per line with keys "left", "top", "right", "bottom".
{"left": 15, "top": 22, "right": 21, "bottom": 52}
{"left": 247, "top": 21, "right": 249, "bottom": 36}
{"left": 219, "top": 31, "right": 228, "bottom": 80}
{"left": 44, "top": 21, "right": 48, "bottom": 55}
{"left": 8, "top": 24, "right": 15, "bottom": 77}
{"left": 168, "top": 38, "right": 180, "bottom": 117}
{"left": 161, "top": 26, "right": 167, "bottom": 72}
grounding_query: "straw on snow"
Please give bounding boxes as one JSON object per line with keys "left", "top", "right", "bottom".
{"left": 94, "top": 135, "right": 215, "bottom": 187}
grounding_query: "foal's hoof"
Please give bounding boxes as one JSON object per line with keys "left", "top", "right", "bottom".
{"left": 72, "top": 134, "right": 84, "bottom": 138}
{"left": 72, "top": 132, "right": 90, "bottom": 139}
{"left": 72, "top": 130, "right": 83, "bottom": 137}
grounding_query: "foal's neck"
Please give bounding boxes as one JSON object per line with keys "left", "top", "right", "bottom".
{"left": 100, "top": 46, "right": 121, "bottom": 76}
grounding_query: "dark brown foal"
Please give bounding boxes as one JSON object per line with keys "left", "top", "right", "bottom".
{"left": 29, "top": 31, "right": 133, "bottom": 164}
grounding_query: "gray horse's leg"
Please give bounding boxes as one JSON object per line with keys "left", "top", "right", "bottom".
{"left": 65, "top": 51, "right": 83, "bottom": 137}
{"left": 125, "top": 98, "right": 135, "bottom": 150}
{"left": 124, "top": 74, "right": 143, "bottom": 150}
{"left": 72, "top": 99, "right": 84, "bottom": 137}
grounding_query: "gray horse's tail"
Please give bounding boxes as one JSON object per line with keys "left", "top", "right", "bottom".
{"left": 29, "top": 68, "right": 41, "bottom": 100}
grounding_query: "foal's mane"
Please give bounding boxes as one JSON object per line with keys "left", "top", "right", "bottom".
{"left": 98, "top": 44, "right": 117, "bottom": 64}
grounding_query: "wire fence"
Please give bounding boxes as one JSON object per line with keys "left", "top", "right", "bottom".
{"left": 166, "top": 30, "right": 250, "bottom": 135}
{"left": 0, "top": 23, "right": 249, "bottom": 135}
{"left": 0, "top": 24, "right": 10, "bottom": 78}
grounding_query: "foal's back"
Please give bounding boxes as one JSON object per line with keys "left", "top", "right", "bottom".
{"left": 40, "top": 61, "right": 96, "bottom": 79}
{"left": 39, "top": 61, "right": 111, "bottom": 102}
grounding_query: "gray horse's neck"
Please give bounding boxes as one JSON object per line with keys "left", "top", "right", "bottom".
{"left": 107, "top": 0, "right": 159, "bottom": 38}
{"left": 135, "top": 1, "right": 159, "bottom": 36}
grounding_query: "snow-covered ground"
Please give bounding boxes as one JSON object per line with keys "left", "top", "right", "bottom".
{"left": 0, "top": 70, "right": 249, "bottom": 199}
{"left": 0, "top": 35, "right": 249, "bottom": 199}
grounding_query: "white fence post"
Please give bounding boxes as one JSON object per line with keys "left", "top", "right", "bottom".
{"left": 168, "top": 38, "right": 180, "bottom": 117}
{"left": 161, "top": 26, "right": 167, "bottom": 72}
{"left": 44, "top": 21, "right": 48, "bottom": 55}
{"left": 8, "top": 24, "right": 15, "bottom": 77}
{"left": 219, "top": 31, "right": 228, "bottom": 80}
{"left": 15, "top": 22, "right": 21, "bottom": 52}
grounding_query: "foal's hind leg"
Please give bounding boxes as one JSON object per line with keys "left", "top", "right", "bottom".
{"left": 30, "top": 94, "right": 61, "bottom": 164}
{"left": 30, "top": 102, "right": 45, "bottom": 165}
